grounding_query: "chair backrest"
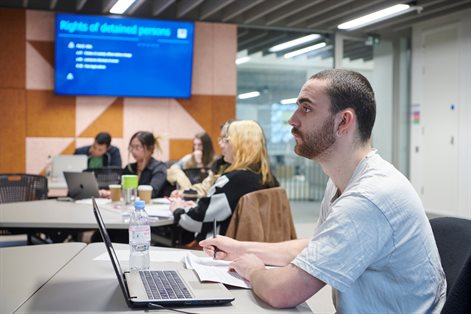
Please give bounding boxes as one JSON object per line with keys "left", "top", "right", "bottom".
{"left": 0, "top": 174, "right": 48, "bottom": 204}
{"left": 430, "top": 217, "right": 471, "bottom": 314}
{"left": 84, "top": 167, "right": 122, "bottom": 189}
{"left": 225, "top": 187, "right": 297, "bottom": 242}
{"left": 182, "top": 167, "right": 210, "bottom": 184}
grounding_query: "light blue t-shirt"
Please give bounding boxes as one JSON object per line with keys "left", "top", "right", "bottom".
{"left": 292, "top": 150, "right": 446, "bottom": 313}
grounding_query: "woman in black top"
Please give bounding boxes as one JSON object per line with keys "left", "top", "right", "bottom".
{"left": 170, "top": 120, "right": 279, "bottom": 243}
{"left": 122, "top": 131, "right": 167, "bottom": 198}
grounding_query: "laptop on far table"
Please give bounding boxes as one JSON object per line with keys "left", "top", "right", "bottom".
{"left": 51, "top": 155, "right": 88, "bottom": 182}
{"left": 64, "top": 172, "right": 100, "bottom": 200}
{"left": 92, "top": 198, "right": 234, "bottom": 308}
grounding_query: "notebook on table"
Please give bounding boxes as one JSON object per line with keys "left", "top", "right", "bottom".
{"left": 64, "top": 172, "right": 100, "bottom": 200}
{"left": 92, "top": 198, "right": 234, "bottom": 308}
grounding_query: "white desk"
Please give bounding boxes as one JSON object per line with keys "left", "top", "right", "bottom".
{"left": 0, "top": 199, "right": 173, "bottom": 230}
{"left": 14, "top": 243, "right": 332, "bottom": 313}
{"left": 0, "top": 243, "right": 86, "bottom": 314}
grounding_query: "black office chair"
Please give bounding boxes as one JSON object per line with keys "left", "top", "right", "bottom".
{"left": 84, "top": 167, "right": 122, "bottom": 189}
{"left": 0, "top": 174, "right": 48, "bottom": 243}
{"left": 0, "top": 173, "right": 48, "bottom": 204}
{"left": 430, "top": 217, "right": 471, "bottom": 314}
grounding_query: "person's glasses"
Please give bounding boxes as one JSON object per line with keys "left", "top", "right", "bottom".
{"left": 128, "top": 144, "right": 144, "bottom": 152}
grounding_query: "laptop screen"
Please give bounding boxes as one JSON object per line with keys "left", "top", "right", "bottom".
{"left": 92, "top": 198, "right": 132, "bottom": 302}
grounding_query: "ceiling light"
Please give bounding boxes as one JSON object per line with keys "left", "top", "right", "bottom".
{"left": 280, "top": 98, "right": 297, "bottom": 105}
{"left": 269, "top": 34, "right": 321, "bottom": 52}
{"left": 110, "top": 0, "right": 136, "bottom": 14}
{"left": 283, "top": 42, "right": 326, "bottom": 59}
{"left": 235, "top": 56, "right": 251, "bottom": 65}
{"left": 238, "top": 91, "right": 260, "bottom": 100}
{"left": 337, "top": 4, "right": 417, "bottom": 30}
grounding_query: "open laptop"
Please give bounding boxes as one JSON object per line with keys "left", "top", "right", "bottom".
{"left": 92, "top": 198, "right": 234, "bottom": 308}
{"left": 64, "top": 172, "right": 100, "bottom": 200}
{"left": 52, "top": 155, "right": 88, "bottom": 182}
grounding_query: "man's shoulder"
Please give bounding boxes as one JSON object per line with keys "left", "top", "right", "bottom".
{"left": 108, "top": 145, "right": 120, "bottom": 154}
{"left": 74, "top": 145, "right": 91, "bottom": 154}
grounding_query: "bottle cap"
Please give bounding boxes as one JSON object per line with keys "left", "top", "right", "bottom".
{"left": 134, "top": 200, "right": 145, "bottom": 209}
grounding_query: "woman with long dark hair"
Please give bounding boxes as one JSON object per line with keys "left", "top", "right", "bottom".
{"left": 123, "top": 131, "right": 167, "bottom": 198}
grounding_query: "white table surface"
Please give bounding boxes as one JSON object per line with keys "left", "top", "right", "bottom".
{"left": 0, "top": 242, "right": 87, "bottom": 314}
{"left": 14, "top": 243, "right": 334, "bottom": 313}
{"left": 0, "top": 199, "right": 173, "bottom": 230}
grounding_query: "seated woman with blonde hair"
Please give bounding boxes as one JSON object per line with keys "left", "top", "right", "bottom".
{"left": 169, "top": 120, "right": 279, "bottom": 244}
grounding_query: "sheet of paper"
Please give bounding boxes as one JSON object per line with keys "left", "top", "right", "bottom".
{"left": 152, "top": 198, "right": 170, "bottom": 205}
{"left": 184, "top": 253, "right": 251, "bottom": 289}
{"left": 94, "top": 249, "right": 187, "bottom": 262}
{"left": 144, "top": 204, "right": 172, "bottom": 218}
{"left": 98, "top": 202, "right": 172, "bottom": 218}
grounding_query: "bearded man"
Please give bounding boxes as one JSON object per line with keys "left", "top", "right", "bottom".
{"left": 199, "top": 69, "right": 446, "bottom": 313}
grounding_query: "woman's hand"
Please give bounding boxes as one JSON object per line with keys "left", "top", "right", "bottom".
{"left": 169, "top": 198, "right": 196, "bottom": 213}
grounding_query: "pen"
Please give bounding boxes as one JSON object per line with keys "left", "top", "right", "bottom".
{"left": 213, "top": 218, "right": 218, "bottom": 259}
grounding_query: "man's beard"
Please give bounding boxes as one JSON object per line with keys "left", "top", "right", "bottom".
{"left": 292, "top": 115, "right": 336, "bottom": 159}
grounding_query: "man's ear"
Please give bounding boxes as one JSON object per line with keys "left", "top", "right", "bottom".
{"left": 335, "top": 109, "right": 355, "bottom": 136}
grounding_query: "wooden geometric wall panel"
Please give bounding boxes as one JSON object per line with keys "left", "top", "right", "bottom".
{"left": 192, "top": 23, "right": 214, "bottom": 95}
{"left": 26, "top": 41, "right": 54, "bottom": 90}
{"left": 29, "top": 40, "right": 54, "bottom": 68}
{"left": 0, "top": 89, "right": 26, "bottom": 173}
{"left": 26, "top": 138, "right": 75, "bottom": 174}
{"left": 177, "top": 95, "right": 235, "bottom": 154}
{"left": 26, "top": 90, "right": 76, "bottom": 137}
{"left": 210, "top": 95, "right": 236, "bottom": 140}
{"left": 26, "top": 10, "right": 54, "bottom": 41}
{"left": 0, "top": 8, "right": 25, "bottom": 89}
{"left": 78, "top": 98, "right": 123, "bottom": 138}
{"left": 177, "top": 95, "right": 214, "bottom": 131}
{"left": 169, "top": 139, "right": 194, "bottom": 161}
{"left": 76, "top": 96, "right": 118, "bottom": 136}
{"left": 123, "top": 97, "right": 203, "bottom": 161}
{"left": 213, "top": 23, "right": 237, "bottom": 96}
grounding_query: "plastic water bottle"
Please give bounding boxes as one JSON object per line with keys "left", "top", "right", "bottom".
{"left": 129, "top": 200, "right": 150, "bottom": 271}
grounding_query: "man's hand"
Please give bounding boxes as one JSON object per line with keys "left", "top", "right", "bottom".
{"left": 99, "top": 189, "right": 111, "bottom": 198}
{"left": 229, "top": 253, "right": 265, "bottom": 281}
{"left": 199, "top": 235, "right": 242, "bottom": 261}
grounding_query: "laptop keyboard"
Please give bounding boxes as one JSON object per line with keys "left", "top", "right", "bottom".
{"left": 140, "top": 270, "right": 193, "bottom": 300}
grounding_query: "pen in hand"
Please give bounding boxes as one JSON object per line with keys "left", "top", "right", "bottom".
{"left": 213, "top": 218, "right": 218, "bottom": 259}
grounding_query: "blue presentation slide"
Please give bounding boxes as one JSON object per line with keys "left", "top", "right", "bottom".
{"left": 55, "top": 14, "right": 194, "bottom": 98}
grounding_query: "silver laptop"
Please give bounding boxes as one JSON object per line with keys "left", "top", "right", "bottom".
{"left": 92, "top": 198, "right": 234, "bottom": 308}
{"left": 64, "top": 172, "right": 100, "bottom": 200}
{"left": 52, "top": 155, "right": 88, "bottom": 182}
